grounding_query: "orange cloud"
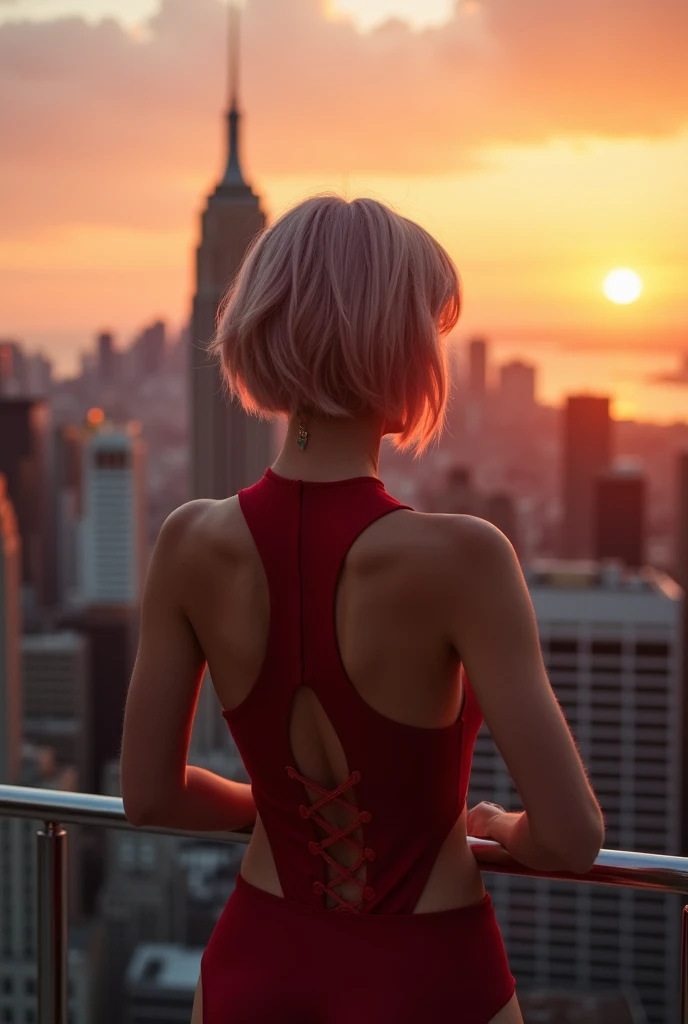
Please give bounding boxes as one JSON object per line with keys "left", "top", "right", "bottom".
{"left": 0, "top": 0, "right": 686, "bottom": 244}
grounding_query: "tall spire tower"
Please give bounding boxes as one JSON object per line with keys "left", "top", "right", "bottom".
{"left": 190, "top": 0, "right": 270, "bottom": 502}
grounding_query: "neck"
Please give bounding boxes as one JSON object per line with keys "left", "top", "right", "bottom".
{"left": 271, "top": 412, "right": 383, "bottom": 482}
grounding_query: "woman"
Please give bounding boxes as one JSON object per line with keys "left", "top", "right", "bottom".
{"left": 120, "top": 195, "right": 604, "bottom": 1023}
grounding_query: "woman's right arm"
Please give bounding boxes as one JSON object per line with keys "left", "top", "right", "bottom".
{"left": 444, "top": 515, "right": 605, "bottom": 874}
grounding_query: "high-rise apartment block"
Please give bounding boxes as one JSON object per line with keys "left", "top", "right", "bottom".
{"left": 561, "top": 395, "right": 612, "bottom": 559}
{"left": 0, "top": 475, "right": 21, "bottom": 783}
{"left": 21, "top": 631, "right": 90, "bottom": 787}
{"left": 594, "top": 463, "right": 646, "bottom": 568}
{"left": 468, "top": 560, "right": 683, "bottom": 1024}
{"left": 78, "top": 423, "right": 147, "bottom": 606}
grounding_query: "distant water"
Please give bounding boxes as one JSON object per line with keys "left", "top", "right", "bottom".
{"left": 471, "top": 340, "right": 688, "bottom": 424}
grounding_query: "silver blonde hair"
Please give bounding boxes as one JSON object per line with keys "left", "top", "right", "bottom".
{"left": 209, "top": 194, "right": 461, "bottom": 456}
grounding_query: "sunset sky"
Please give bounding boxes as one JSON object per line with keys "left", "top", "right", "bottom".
{"left": 1, "top": 0, "right": 686, "bottom": 417}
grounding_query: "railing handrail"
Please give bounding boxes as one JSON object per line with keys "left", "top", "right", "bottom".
{"left": 2, "top": 782, "right": 688, "bottom": 896}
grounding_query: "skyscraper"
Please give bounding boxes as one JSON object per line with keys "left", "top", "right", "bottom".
{"left": 190, "top": 4, "right": 271, "bottom": 500}
{"left": 0, "top": 397, "right": 54, "bottom": 620}
{"left": 676, "top": 450, "right": 688, "bottom": 591}
{"left": 498, "top": 360, "right": 536, "bottom": 417}
{"left": 561, "top": 395, "right": 612, "bottom": 559}
{"left": 54, "top": 423, "right": 84, "bottom": 607}
{"left": 59, "top": 605, "right": 139, "bottom": 794}
{"left": 469, "top": 560, "right": 683, "bottom": 1023}
{"left": 467, "top": 337, "right": 488, "bottom": 402}
{"left": 21, "top": 631, "right": 90, "bottom": 788}
{"left": 594, "top": 463, "right": 646, "bottom": 568}
{"left": 132, "top": 320, "right": 166, "bottom": 378}
{"left": 78, "top": 422, "right": 147, "bottom": 606}
{"left": 98, "top": 332, "right": 117, "bottom": 385}
{"left": 0, "top": 341, "right": 29, "bottom": 396}
{"left": 0, "top": 475, "right": 21, "bottom": 783}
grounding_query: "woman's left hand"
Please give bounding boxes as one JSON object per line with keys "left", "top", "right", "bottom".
{"left": 466, "top": 800, "right": 507, "bottom": 840}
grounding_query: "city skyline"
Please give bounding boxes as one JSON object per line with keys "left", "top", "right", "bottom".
{"left": 0, "top": 0, "right": 686, "bottom": 414}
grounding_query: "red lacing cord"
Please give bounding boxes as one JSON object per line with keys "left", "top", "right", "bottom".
{"left": 285, "top": 766, "right": 376, "bottom": 913}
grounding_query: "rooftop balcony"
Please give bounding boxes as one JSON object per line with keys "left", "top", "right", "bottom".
{"left": 1, "top": 783, "right": 688, "bottom": 1023}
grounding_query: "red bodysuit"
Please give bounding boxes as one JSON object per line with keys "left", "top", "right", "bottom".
{"left": 201, "top": 467, "right": 516, "bottom": 1022}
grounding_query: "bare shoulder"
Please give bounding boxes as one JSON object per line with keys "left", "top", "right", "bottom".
{"left": 155, "top": 496, "right": 245, "bottom": 562}
{"left": 397, "top": 510, "right": 515, "bottom": 574}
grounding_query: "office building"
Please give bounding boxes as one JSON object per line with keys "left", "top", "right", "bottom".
{"left": 468, "top": 338, "right": 488, "bottom": 401}
{"left": 190, "top": 5, "right": 271, "bottom": 501}
{"left": 499, "top": 360, "right": 537, "bottom": 417}
{"left": 677, "top": 450, "right": 688, "bottom": 590}
{"left": 594, "top": 463, "right": 646, "bottom": 568}
{"left": 0, "top": 340, "right": 28, "bottom": 396}
{"left": 54, "top": 423, "right": 84, "bottom": 607}
{"left": 78, "top": 422, "right": 147, "bottom": 605}
{"left": 484, "top": 491, "right": 520, "bottom": 554}
{"left": 132, "top": 320, "right": 166, "bottom": 378}
{"left": 25, "top": 351, "right": 52, "bottom": 397}
{"left": 561, "top": 395, "right": 612, "bottom": 559}
{"left": 21, "top": 631, "right": 90, "bottom": 787}
{"left": 468, "top": 561, "right": 682, "bottom": 1023}
{"left": 98, "top": 332, "right": 117, "bottom": 385}
{"left": 0, "top": 397, "right": 54, "bottom": 618}
{"left": 0, "top": 476, "right": 21, "bottom": 783}
{"left": 431, "top": 464, "right": 482, "bottom": 516}
{"left": 58, "top": 605, "right": 138, "bottom": 793}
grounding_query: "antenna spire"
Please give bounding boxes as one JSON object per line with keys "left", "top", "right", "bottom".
{"left": 228, "top": 0, "right": 239, "bottom": 111}
{"left": 220, "top": 1, "right": 246, "bottom": 189}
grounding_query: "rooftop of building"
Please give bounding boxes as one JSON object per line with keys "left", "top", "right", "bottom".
{"left": 124, "top": 943, "right": 203, "bottom": 992}
{"left": 525, "top": 559, "right": 682, "bottom": 602}
{"left": 21, "top": 630, "right": 85, "bottom": 651}
{"left": 519, "top": 987, "right": 646, "bottom": 1023}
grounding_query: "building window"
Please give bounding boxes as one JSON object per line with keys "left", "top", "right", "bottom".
{"left": 95, "top": 450, "right": 128, "bottom": 470}
{"left": 1, "top": 976, "right": 11, "bottom": 993}
{"left": 548, "top": 639, "right": 578, "bottom": 654}
{"left": 635, "top": 642, "right": 668, "bottom": 658}
{"left": 25, "top": 978, "right": 35, "bottom": 995}
{"left": 591, "top": 640, "right": 622, "bottom": 655}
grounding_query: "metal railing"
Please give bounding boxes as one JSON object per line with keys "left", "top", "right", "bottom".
{"left": 1, "top": 783, "right": 688, "bottom": 1023}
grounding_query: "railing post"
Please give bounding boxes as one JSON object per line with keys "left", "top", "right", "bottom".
{"left": 37, "top": 821, "right": 68, "bottom": 1024}
{"left": 682, "top": 904, "right": 688, "bottom": 1023}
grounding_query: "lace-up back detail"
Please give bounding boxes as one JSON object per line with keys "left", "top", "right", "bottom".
{"left": 285, "top": 766, "right": 376, "bottom": 912}
{"left": 222, "top": 468, "right": 484, "bottom": 915}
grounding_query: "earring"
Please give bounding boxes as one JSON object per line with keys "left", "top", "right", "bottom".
{"left": 297, "top": 421, "right": 309, "bottom": 452}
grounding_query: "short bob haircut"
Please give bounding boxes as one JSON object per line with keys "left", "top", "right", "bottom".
{"left": 209, "top": 194, "right": 461, "bottom": 456}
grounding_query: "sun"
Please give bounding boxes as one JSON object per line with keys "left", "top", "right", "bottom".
{"left": 603, "top": 268, "right": 643, "bottom": 305}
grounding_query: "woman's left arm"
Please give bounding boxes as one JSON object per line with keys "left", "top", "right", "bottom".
{"left": 120, "top": 503, "right": 256, "bottom": 832}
